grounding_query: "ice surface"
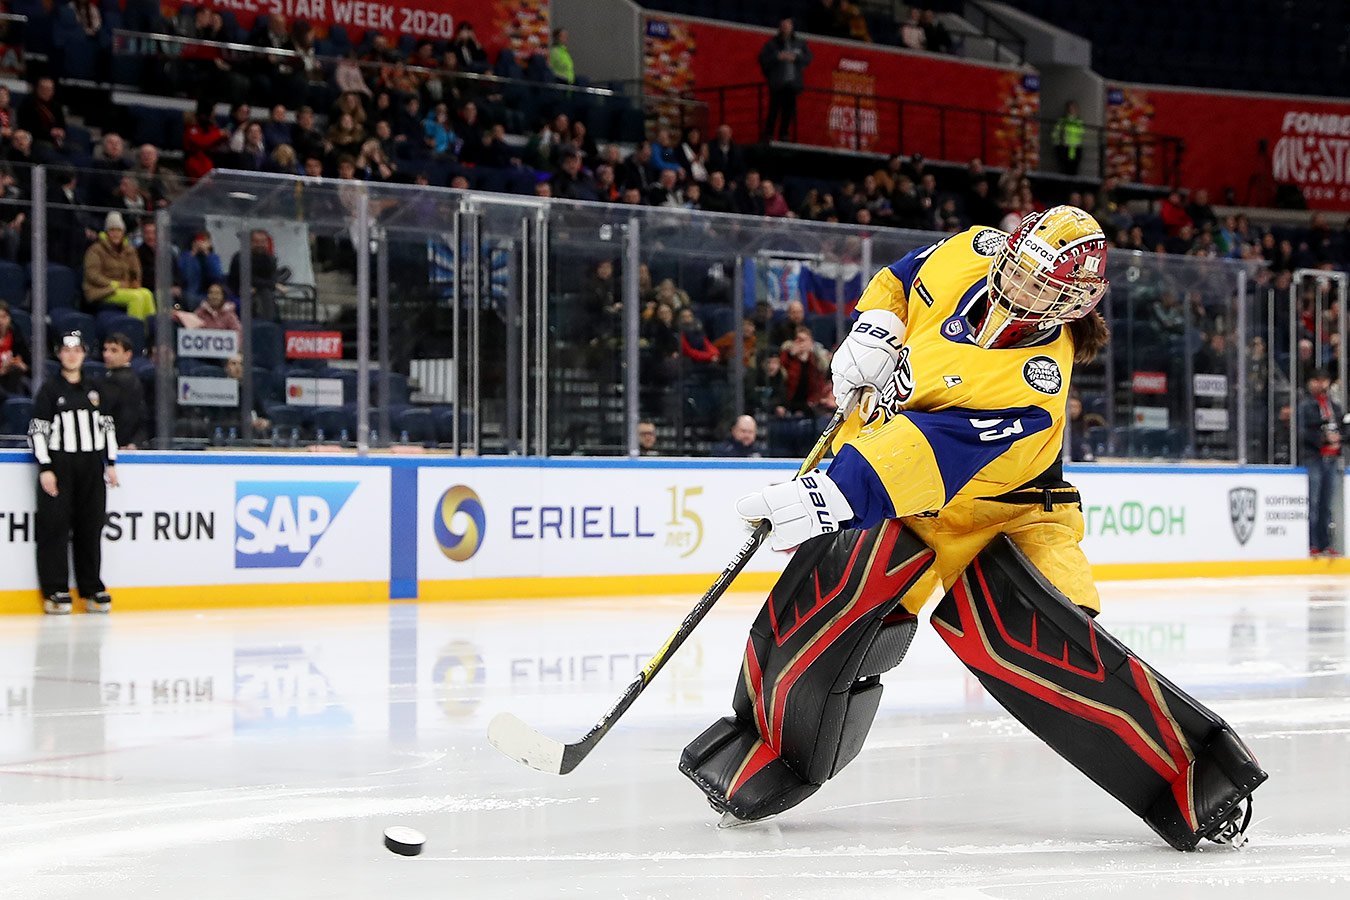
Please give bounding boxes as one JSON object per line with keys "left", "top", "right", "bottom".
{"left": 0, "top": 576, "right": 1347, "bottom": 898}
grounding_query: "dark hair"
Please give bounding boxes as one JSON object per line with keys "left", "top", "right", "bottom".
{"left": 1308, "top": 366, "right": 1332, "bottom": 382}
{"left": 1068, "top": 310, "right": 1109, "bottom": 365}
{"left": 104, "top": 332, "right": 133, "bottom": 352}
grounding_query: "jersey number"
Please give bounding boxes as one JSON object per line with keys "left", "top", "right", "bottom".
{"left": 971, "top": 417, "right": 1024, "bottom": 443}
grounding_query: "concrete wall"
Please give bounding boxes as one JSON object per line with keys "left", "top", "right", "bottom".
{"left": 552, "top": 0, "right": 642, "bottom": 85}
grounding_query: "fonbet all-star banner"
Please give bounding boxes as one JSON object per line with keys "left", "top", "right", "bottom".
{"left": 1107, "top": 82, "right": 1350, "bottom": 210}
{"left": 162, "top": 1, "right": 550, "bottom": 53}
{"left": 643, "top": 14, "right": 1039, "bottom": 167}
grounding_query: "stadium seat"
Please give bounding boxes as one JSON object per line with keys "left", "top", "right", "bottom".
{"left": 49, "top": 309, "right": 98, "bottom": 349}
{"left": 311, "top": 405, "right": 354, "bottom": 441}
{"left": 97, "top": 313, "right": 146, "bottom": 354}
{"left": 82, "top": 361, "right": 106, "bottom": 382}
{"left": 29, "top": 264, "right": 81, "bottom": 311}
{"left": 394, "top": 407, "right": 436, "bottom": 446}
{"left": 0, "top": 261, "right": 27, "bottom": 307}
{"left": 1, "top": 396, "right": 34, "bottom": 436}
{"left": 9, "top": 307, "right": 32, "bottom": 341}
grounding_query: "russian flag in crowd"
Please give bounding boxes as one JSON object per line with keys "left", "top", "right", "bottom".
{"left": 799, "top": 264, "right": 863, "bottom": 315}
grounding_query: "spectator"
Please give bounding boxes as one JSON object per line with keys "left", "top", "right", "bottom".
{"left": 46, "top": 167, "right": 94, "bottom": 270}
{"left": 0, "top": 168, "right": 23, "bottom": 261}
{"left": 192, "top": 282, "right": 242, "bottom": 335}
{"left": 1164, "top": 223, "right": 1196, "bottom": 255}
{"left": 252, "top": 14, "right": 302, "bottom": 107}
{"left": 714, "top": 319, "right": 758, "bottom": 370}
{"left": 423, "top": 103, "right": 457, "bottom": 157}
{"left": 327, "top": 111, "right": 366, "bottom": 160}
{"left": 92, "top": 133, "right": 131, "bottom": 208}
{"left": 1159, "top": 190, "right": 1192, "bottom": 237}
{"left": 594, "top": 164, "right": 620, "bottom": 203}
{"left": 547, "top": 148, "right": 592, "bottom": 201}
{"left": 921, "top": 10, "right": 953, "bottom": 53}
{"left": 1151, "top": 291, "right": 1185, "bottom": 333}
{"left": 570, "top": 121, "right": 599, "bottom": 167}
{"left": 678, "top": 308, "right": 720, "bottom": 365}
{"left": 701, "top": 170, "right": 735, "bottom": 213}
{"left": 1066, "top": 393, "right": 1096, "bottom": 462}
{"left": 184, "top": 103, "right": 227, "bottom": 181}
{"left": 290, "top": 106, "right": 324, "bottom": 162}
{"left": 647, "top": 168, "right": 682, "bottom": 207}
{"left": 899, "top": 8, "right": 926, "bottom": 50}
{"left": 228, "top": 229, "right": 280, "bottom": 320}
{"left": 762, "top": 179, "right": 790, "bottom": 217}
{"left": 1300, "top": 367, "right": 1343, "bottom": 556}
{"left": 223, "top": 353, "right": 271, "bottom": 436}
{"left": 1186, "top": 188, "right": 1217, "bottom": 233}
{"left": 263, "top": 104, "right": 292, "bottom": 151}
{"left": 179, "top": 231, "right": 225, "bottom": 306}
{"left": 736, "top": 170, "right": 766, "bottom": 216}
{"left": 114, "top": 175, "right": 150, "bottom": 229}
{"left": 707, "top": 124, "right": 746, "bottom": 180}
{"left": 651, "top": 127, "right": 684, "bottom": 176}
{"left": 779, "top": 324, "right": 831, "bottom": 415}
{"left": 451, "top": 22, "right": 490, "bottom": 74}
{"left": 636, "top": 420, "right": 659, "bottom": 456}
{"left": 83, "top": 212, "right": 155, "bottom": 320}
{"left": 455, "top": 102, "right": 485, "bottom": 164}
{"left": 357, "top": 139, "right": 396, "bottom": 182}
{"left": 549, "top": 28, "right": 575, "bottom": 84}
{"left": 754, "top": 354, "right": 790, "bottom": 418}
{"left": 133, "top": 221, "right": 179, "bottom": 305}
{"left": 965, "top": 177, "right": 1001, "bottom": 227}
{"left": 770, "top": 299, "right": 807, "bottom": 348}
{"left": 1194, "top": 331, "right": 1228, "bottom": 375}
{"left": 333, "top": 54, "right": 371, "bottom": 98}
{"left": 236, "top": 122, "right": 268, "bottom": 171}
{"left": 714, "top": 415, "right": 762, "bottom": 457}
{"left": 0, "top": 85, "right": 13, "bottom": 144}
{"left": 680, "top": 127, "right": 708, "bottom": 183}
{"left": 758, "top": 18, "right": 812, "bottom": 142}
{"left": 1052, "top": 101, "right": 1085, "bottom": 176}
{"left": 133, "top": 144, "right": 181, "bottom": 207}
{"left": 18, "top": 77, "right": 66, "bottom": 146}
{"left": 620, "top": 141, "right": 655, "bottom": 193}
{"left": 98, "top": 333, "right": 147, "bottom": 448}
{"left": 0, "top": 300, "right": 31, "bottom": 401}
{"left": 268, "top": 143, "right": 300, "bottom": 175}
{"left": 525, "top": 114, "right": 566, "bottom": 169}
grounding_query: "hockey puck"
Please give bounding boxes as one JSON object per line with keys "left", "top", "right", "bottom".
{"left": 383, "top": 826, "right": 425, "bottom": 857}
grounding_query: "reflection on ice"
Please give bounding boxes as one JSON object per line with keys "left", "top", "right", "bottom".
{"left": 0, "top": 576, "right": 1347, "bottom": 898}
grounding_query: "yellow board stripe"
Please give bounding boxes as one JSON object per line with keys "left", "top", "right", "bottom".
{"left": 3, "top": 556, "right": 1348, "bottom": 615}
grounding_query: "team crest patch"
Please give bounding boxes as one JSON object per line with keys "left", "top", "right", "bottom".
{"left": 1023, "top": 356, "right": 1062, "bottom": 394}
{"left": 972, "top": 228, "right": 1005, "bottom": 257}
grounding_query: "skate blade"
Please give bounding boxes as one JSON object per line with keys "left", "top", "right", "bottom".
{"left": 717, "top": 809, "right": 779, "bottom": 829}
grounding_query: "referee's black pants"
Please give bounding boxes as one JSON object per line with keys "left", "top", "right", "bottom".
{"left": 35, "top": 454, "right": 107, "bottom": 598}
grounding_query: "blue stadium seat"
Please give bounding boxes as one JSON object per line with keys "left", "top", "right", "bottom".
{"left": 311, "top": 405, "right": 354, "bottom": 440}
{"left": 394, "top": 407, "right": 436, "bottom": 446}
{"left": 265, "top": 404, "right": 309, "bottom": 434}
{"left": 49, "top": 309, "right": 98, "bottom": 350}
{"left": 0, "top": 260, "right": 26, "bottom": 307}
{"left": 97, "top": 313, "right": 146, "bottom": 354}
{"left": 31, "top": 264, "right": 81, "bottom": 311}
{"left": 9, "top": 307, "right": 31, "bottom": 341}
{"left": 251, "top": 320, "right": 285, "bottom": 371}
{"left": 2, "top": 396, "right": 34, "bottom": 436}
{"left": 82, "top": 361, "right": 106, "bottom": 382}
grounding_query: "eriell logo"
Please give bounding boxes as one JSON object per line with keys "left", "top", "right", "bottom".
{"left": 234, "top": 481, "right": 358, "bottom": 568}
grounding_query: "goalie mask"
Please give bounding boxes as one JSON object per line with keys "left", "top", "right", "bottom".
{"left": 975, "top": 205, "right": 1109, "bottom": 350}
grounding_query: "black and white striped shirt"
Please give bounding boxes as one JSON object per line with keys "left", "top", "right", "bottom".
{"left": 28, "top": 375, "right": 118, "bottom": 470}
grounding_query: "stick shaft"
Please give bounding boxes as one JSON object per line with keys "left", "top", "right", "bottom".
{"left": 554, "top": 397, "right": 857, "bottom": 773}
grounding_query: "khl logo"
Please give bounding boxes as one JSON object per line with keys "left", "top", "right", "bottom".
{"left": 1229, "top": 487, "right": 1257, "bottom": 546}
{"left": 234, "top": 481, "right": 358, "bottom": 568}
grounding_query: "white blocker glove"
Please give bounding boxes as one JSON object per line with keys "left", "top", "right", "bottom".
{"left": 736, "top": 469, "right": 855, "bottom": 552}
{"left": 831, "top": 308, "right": 906, "bottom": 409}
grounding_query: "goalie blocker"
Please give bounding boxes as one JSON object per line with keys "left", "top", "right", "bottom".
{"left": 683, "top": 528, "right": 1266, "bottom": 849}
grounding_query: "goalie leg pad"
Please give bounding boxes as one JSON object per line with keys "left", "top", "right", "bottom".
{"left": 680, "top": 520, "right": 934, "bottom": 821}
{"left": 931, "top": 535, "right": 1268, "bottom": 851}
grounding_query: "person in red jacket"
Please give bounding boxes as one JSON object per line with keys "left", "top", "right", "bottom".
{"left": 778, "top": 324, "right": 833, "bottom": 416}
{"left": 677, "top": 308, "right": 720, "bottom": 364}
{"left": 184, "top": 102, "right": 227, "bottom": 181}
{"left": 1159, "top": 189, "right": 1192, "bottom": 237}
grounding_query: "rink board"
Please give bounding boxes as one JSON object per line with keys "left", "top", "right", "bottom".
{"left": 0, "top": 452, "right": 1340, "bottom": 613}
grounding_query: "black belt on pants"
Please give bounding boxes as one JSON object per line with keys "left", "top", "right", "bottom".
{"left": 980, "top": 487, "right": 1082, "bottom": 512}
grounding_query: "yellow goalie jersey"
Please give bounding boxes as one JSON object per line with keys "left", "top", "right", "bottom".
{"left": 828, "top": 226, "right": 1075, "bottom": 529}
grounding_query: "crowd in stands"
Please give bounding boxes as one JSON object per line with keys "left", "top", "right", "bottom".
{"left": 0, "top": 4, "right": 1347, "bottom": 458}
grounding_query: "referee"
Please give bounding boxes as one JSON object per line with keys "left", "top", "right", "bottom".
{"left": 28, "top": 330, "right": 119, "bottom": 615}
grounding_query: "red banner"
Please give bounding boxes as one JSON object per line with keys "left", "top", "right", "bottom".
{"left": 1107, "top": 83, "right": 1350, "bottom": 211}
{"left": 162, "top": 1, "right": 550, "bottom": 56}
{"left": 643, "top": 15, "right": 1039, "bottom": 168}
{"left": 285, "top": 331, "right": 343, "bottom": 359}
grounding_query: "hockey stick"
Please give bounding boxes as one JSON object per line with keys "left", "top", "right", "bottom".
{"left": 488, "top": 393, "right": 860, "bottom": 775}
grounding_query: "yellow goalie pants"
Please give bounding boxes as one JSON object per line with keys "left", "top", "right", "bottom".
{"left": 897, "top": 497, "right": 1101, "bottom": 615}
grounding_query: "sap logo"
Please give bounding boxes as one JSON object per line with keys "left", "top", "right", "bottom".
{"left": 234, "top": 482, "right": 358, "bottom": 568}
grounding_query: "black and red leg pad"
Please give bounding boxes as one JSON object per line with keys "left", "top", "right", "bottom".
{"left": 680, "top": 520, "right": 935, "bottom": 821}
{"left": 931, "top": 535, "right": 1268, "bottom": 850}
